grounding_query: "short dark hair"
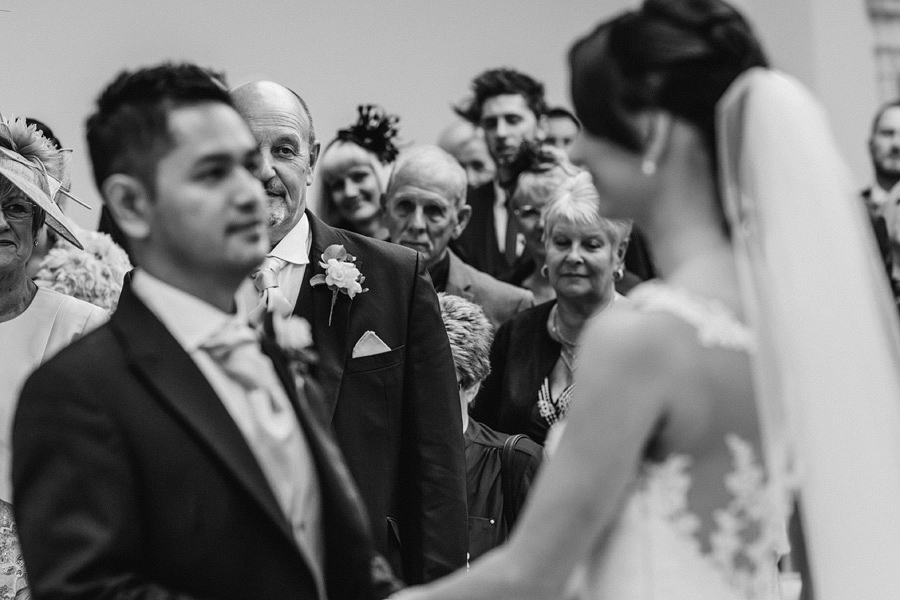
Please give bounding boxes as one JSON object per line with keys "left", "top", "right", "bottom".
{"left": 545, "top": 106, "right": 581, "bottom": 129}
{"left": 86, "top": 62, "right": 232, "bottom": 193}
{"left": 454, "top": 68, "right": 547, "bottom": 125}
{"left": 871, "top": 100, "right": 900, "bottom": 137}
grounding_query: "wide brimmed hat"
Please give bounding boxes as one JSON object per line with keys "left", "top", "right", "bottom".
{"left": 0, "top": 144, "right": 84, "bottom": 249}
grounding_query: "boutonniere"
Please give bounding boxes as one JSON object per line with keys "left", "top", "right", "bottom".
{"left": 310, "top": 244, "right": 368, "bottom": 325}
{"left": 271, "top": 314, "right": 317, "bottom": 386}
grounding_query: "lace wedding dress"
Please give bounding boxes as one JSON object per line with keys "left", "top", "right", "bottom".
{"left": 558, "top": 282, "right": 790, "bottom": 600}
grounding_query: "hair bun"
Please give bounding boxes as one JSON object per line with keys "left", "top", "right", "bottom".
{"left": 643, "top": 0, "right": 763, "bottom": 68}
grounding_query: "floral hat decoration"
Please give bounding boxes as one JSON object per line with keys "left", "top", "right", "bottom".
{"left": 335, "top": 104, "right": 402, "bottom": 165}
{"left": 0, "top": 116, "right": 87, "bottom": 249}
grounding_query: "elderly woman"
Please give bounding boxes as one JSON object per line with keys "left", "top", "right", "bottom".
{"left": 438, "top": 293, "right": 542, "bottom": 563}
{"left": 310, "top": 104, "right": 400, "bottom": 240}
{"left": 508, "top": 144, "right": 645, "bottom": 302}
{"left": 0, "top": 117, "right": 107, "bottom": 598}
{"left": 470, "top": 173, "right": 630, "bottom": 445}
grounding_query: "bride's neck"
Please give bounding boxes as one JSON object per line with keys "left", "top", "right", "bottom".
{"left": 641, "top": 161, "right": 739, "bottom": 300}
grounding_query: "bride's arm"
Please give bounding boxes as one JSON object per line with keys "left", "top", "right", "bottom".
{"left": 395, "top": 308, "right": 681, "bottom": 600}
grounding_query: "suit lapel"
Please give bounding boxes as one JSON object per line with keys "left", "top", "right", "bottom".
{"left": 110, "top": 285, "right": 298, "bottom": 549}
{"left": 446, "top": 250, "right": 476, "bottom": 302}
{"left": 294, "top": 213, "right": 351, "bottom": 425}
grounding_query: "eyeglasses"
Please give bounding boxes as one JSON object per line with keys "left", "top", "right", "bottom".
{"left": 0, "top": 199, "right": 35, "bottom": 221}
{"left": 513, "top": 204, "right": 542, "bottom": 222}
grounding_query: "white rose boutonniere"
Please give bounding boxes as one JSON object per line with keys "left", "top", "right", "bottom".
{"left": 271, "top": 314, "right": 317, "bottom": 387}
{"left": 310, "top": 244, "right": 368, "bottom": 325}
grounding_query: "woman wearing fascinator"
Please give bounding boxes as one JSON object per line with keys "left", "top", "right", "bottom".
{"left": 393, "top": 0, "right": 900, "bottom": 599}
{"left": 0, "top": 116, "right": 107, "bottom": 599}
{"left": 311, "top": 104, "right": 401, "bottom": 240}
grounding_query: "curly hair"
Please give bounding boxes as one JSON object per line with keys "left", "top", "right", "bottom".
{"left": 438, "top": 293, "right": 494, "bottom": 392}
{"left": 454, "top": 68, "right": 548, "bottom": 125}
{"left": 86, "top": 62, "right": 232, "bottom": 193}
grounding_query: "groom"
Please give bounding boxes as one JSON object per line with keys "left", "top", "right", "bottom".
{"left": 13, "top": 63, "right": 398, "bottom": 600}
{"left": 231, "top": 81, "right": 468, "bottom": 583}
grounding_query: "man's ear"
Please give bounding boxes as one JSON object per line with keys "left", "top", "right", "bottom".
{"left": 306, "top": 139, "right": 321, "bottom": 186}
{"left": 101, "top": 174, "right": 153, "bottom": 241}
{"left": 453, "top": 203, "right": 472, "bottom": 240}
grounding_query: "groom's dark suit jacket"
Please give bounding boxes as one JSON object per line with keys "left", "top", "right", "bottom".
{"left": 293, "top": 213, "right": 468, "bottom": 584}
{"left": 12, "top": 284, "right": 398, "bottom": 600}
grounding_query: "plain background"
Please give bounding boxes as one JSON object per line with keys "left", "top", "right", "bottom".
{"left": 0, "top": 0, "right": 878, "bottom": 228}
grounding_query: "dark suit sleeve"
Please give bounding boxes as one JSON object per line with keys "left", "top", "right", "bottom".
{"left": 13, "top": 366, "right": 198, "bottom": 600}
{"left": 469, "top": 318, "right": 512, "bottom": 429}
{"left": 398, "top": 254, "right": 468, "bottom": 583}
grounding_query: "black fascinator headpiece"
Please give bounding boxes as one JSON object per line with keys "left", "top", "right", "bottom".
{"left": 336, "top": 104, "right": 401, "bottom": 164}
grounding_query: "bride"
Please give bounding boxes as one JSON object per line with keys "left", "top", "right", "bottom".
{"left": 394, "top": 0, "right": 900, "bottom": 599}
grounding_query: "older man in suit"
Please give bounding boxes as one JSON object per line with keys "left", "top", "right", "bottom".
{"left": 13, "top": 63, "right": 398, "bottom": 600}
{"left": 231, "top": 82, "right": 468, "bottom": 584}
{"left": 383, "top": 145, "right": 533, "bottom": 328}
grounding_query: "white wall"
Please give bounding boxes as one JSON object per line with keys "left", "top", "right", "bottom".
{"left": 0, "top": 0, "right": 877, "bottom": 229}
{"left": 0, "top": 0, "right": 630, "bottom": 228}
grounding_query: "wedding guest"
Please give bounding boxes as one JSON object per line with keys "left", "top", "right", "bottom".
{"left": 450, "top": 68, "right": 548, "bottom": 278}
{"left": 506, "top": 143, "right": 641, "bottom": 302}
{"left": 14, "top": 63, "right": 399, "bottom": 600}
{"left": 383, "top": 145, "right": 533, "bottom": 328}
{"left": 470, "top": 173, "right": 630, "bottom": 445}
{"left": 438, "top": 293, "right": 542, "bottom": 563}
{"left": 33, "top": 228, "right": 132, "bottom": 314}
{"left": 862, "top": 100, "right": 900, "bottom": 304}
{"left": 543, "top": 106, "right": 581, "bottom": 151}
{"left": 0, "top": 116, "right": 107, "bottom": 600}
{"left": 232, "top": 81, "right": 468, "bottom": 584}
{"left": 310, "top": 105, "right": 398, "bottom": 240}
{"left": 22, "top": 118, "right": 62, "bottom": 279}
{"left": 436, "top": 120, "right": 496, "bottom": 189}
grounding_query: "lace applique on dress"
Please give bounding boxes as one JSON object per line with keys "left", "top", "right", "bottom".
{"left": 637, "top": 435, "right": 786, "bottom": 599}
{"left": 628, "top": 281, "right": 755, "bottom": 352}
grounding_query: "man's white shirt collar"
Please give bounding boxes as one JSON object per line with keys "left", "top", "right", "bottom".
{"left": 131, "top": 269, "right": 243, "bottom": 352}
{"left": 270, "top": 213, "right": 311, "bottom": 266}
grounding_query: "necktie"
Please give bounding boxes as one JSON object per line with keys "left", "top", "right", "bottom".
{"left": 250, "top": 256, "right": 293, "bottom": 324}
{"left": 201, "top": 321, "right": 323, "bottom": 586}
{"left": 504, "top": 211, "right": 520, "bottom": 266}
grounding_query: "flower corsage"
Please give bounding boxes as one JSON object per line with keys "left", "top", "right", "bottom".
{"left": 310, "top": 244, "right": 368, "bottom": 325}
{"left": 270, "top": 314, "right": 317, "bottom": 389}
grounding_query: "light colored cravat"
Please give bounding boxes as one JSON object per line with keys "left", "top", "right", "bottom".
{"left": 201, "top": 320, "right": 324, "bottom": 591}
{"left": 250, "top": 256, "right": 293, "bottom": 324}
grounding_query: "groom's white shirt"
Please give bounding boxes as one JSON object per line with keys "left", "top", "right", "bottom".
{"left": 131, "top": 269, "right": 325, "bottom": 595}
{"left": 237, "top": 213, "right": 311, "bottom": 314}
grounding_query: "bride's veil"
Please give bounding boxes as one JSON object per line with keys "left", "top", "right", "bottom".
{"left": 717, "top": 67, "right": 900, "bottom": 598}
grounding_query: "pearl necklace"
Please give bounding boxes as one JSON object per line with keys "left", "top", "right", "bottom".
{"left": 549, "top": 295, "right": 619, "bottom": 373}
{"left": 550, "top": 304, "right": 579, "bottom": 372}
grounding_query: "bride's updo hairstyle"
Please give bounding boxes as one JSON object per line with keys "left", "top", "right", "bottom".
{"left": 569, "top": 0, "right": 767, "bottom": 162}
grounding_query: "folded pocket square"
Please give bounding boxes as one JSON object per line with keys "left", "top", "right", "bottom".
{"left": 352, "top": 331, "right": 392, "bottom": 358}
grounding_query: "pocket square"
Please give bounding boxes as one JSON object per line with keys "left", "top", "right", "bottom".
{"left": 352, "top": 330, "right": 391, "bottom": 358}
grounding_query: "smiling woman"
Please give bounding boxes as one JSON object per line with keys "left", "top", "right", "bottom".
{"left": 312, "top": 105, "right": 400, "bottom": 241}
{"left": 470, "top": 173, "right": 631, "bottom": 445}
{"left": 0, "top": 116, "right": 107, "bottom": 600}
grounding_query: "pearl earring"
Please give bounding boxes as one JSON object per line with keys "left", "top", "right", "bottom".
{"left": 641, "top": 159, "right": 657, "bottom": 176}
